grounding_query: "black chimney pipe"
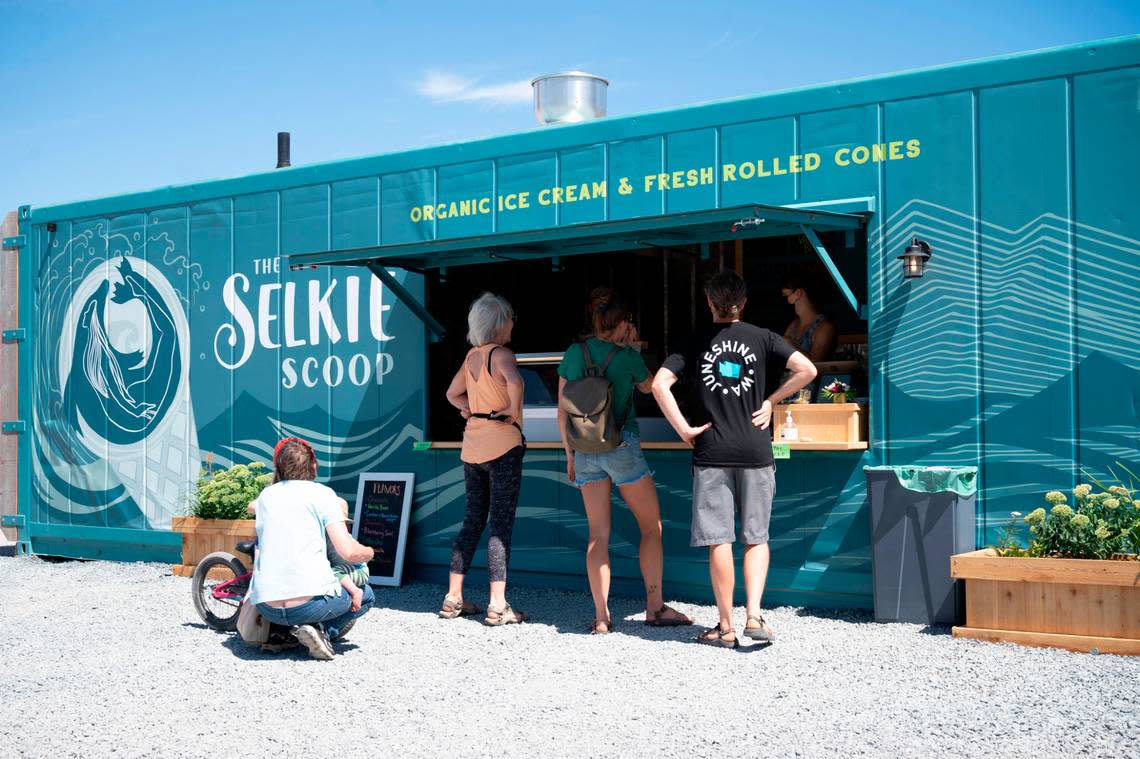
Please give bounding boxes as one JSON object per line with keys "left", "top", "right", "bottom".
{"left": 276, "top": 132, "right": 291, "bottom": 168}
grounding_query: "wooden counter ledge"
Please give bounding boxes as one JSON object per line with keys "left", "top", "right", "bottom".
{"left": 422, "top": 440, "right": 868, "bottom": 451}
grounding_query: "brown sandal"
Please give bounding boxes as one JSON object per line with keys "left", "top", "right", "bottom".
{"left": 438, "top": 595, "right": 482, "bottom": 619}
{"left": 590, "top": 618, "right": 613, "bottom": 635}
{"left": 484, "top": 603, "right": 528, "bottom": 626}
{"left": 696, "top": 624, "right": 739, "bottom": 649}
{"left": 644, "top": 603, "right": 693, "bottom": 627}
{"left": 744, "top": 614, "right": 776, "bottom": 642}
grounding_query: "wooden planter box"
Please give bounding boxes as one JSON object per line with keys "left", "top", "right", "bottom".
{"left": 950, "top": 548, "right": 1140, "bottom": 656}
{"left": 171, "top": 516, "right": 257, "bottom": 577}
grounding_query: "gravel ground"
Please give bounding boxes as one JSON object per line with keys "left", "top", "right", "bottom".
{"left": 1, "top": 556, "right": 1137, "bottom": 758}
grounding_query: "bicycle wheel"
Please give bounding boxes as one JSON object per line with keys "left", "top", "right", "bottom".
{"left": 191, "top": 552, "right": 249, "bottom": 631}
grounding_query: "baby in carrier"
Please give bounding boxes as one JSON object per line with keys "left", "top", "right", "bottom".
{"left": 327, "top": 501, "right": 370, "bottom": 610}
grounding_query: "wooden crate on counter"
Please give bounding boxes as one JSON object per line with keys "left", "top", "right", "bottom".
{"left": 772, "top": 403, "right": 867, "bottom": 446}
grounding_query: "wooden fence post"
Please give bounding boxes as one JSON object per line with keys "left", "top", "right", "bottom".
{"left": 0, "top": 210, "right": 18, "bottom": 549}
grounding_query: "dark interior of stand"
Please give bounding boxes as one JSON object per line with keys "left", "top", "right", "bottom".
{"left": 426, "top": 229, "right": 869, "bottom": 442}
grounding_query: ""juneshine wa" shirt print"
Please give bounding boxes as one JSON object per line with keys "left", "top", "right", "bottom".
{"left": 662, "top": 321, "right": 794, "bottom": 467}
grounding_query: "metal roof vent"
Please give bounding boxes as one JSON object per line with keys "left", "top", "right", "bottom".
{"left": 531, "top": 72, "right": 608, "bottom": 126}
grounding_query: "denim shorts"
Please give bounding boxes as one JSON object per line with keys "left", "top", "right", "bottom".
{"left": 573, "top": 431, "right": 651, "bottom": 487}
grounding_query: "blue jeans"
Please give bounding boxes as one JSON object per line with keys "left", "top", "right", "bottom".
{"left": 257, "top": 584, "right": 375, "bottom": 640}
{"left": 573, "top": 431, "right": 652, "bottom": 487}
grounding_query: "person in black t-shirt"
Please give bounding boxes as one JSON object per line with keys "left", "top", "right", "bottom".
{"left": 653, "top": 271, "right": 817, "bottom": 648}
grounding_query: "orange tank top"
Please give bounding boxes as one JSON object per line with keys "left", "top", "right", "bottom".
{"left": 460, "top": 344, "right": 523, "bottom": 464}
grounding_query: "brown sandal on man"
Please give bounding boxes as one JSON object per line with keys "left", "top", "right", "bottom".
{"left": 484, "top": 603, "right": 528, "bottom": 626}
{"left": 589, "top": 617, "right": 613, "bottom": 635}
{"left": 644, "top": 603, "right": 693, "bottom": 627}
{"left": 438, "top": 595, "right": 482, "bottom": 619}
{"left": 695, "top": 624, "right": 739, "bottom": 649}
{"left": 744, "top": 614, "right": 776, "bottom": 642}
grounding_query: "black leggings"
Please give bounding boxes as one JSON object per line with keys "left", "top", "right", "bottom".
{"left": 450, "top": 445, "right": 524, "bottom": 583}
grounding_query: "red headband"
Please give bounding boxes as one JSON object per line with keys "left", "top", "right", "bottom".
{"left": 273, "top": 437, "right": 314, "bottom": 467}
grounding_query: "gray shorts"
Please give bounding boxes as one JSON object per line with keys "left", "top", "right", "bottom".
{"left": 691, "top": 465, "right": 775, "bottom": 547}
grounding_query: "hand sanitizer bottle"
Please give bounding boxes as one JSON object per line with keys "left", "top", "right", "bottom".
{"left": 782, "top": 408, "right": 798, "bottom": 441}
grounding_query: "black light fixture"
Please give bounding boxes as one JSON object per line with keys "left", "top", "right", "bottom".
{"left": 899, "top": 237, "right": 932, "bottom": 279}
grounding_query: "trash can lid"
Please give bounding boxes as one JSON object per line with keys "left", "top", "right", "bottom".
{"left": 864, "top": 465, "right": 978, "bottom": 496}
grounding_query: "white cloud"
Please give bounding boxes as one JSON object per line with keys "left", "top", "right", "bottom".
{"left": 416, "top": 70, "right": 532, "bottom": 106}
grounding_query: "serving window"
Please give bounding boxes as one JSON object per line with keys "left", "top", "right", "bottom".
{"left": 285, "top": 203, "right": 872, "bottom": 451}
{"left": 425, "top": 229, "right": 869, "bottom": 448}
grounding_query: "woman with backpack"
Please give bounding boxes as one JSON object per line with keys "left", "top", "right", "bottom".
{"left": 557, "top": 293, "right": 693, "bottom": 634}
{"left": 441, "top": 292, "right": 528, "bottom": 626}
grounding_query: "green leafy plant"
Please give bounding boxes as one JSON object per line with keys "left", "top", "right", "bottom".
{"left": 994, "top": 464, "right": 1140, "bottom": 560}
{"left": 993, "top": 511, "right": 1029, "bottom": 557}
{"left": 189, "top": 461, "right": 272, "bottom": 520}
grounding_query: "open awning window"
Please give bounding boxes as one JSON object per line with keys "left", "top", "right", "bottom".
{"left": 285, "top": 203, "right": 866, "bottom": 340}
{"left": 288, "top": 203, "right": 862, "bottom": 270}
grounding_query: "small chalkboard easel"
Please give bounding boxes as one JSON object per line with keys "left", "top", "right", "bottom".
{"left": 350, "top": 472, "right": 415, "bottom": 586}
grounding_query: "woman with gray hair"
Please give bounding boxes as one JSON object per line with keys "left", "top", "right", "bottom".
{"left": 441, "top": 292, "right": 528, "bottom": 625}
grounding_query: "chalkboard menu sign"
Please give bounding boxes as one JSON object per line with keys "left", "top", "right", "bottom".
{"left": 350, "top": 472, "right": 415, "bottom": 586}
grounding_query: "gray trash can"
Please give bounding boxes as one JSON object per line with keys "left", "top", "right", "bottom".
{"left": 864, "top": 465, "right": 978, "bottom": 625}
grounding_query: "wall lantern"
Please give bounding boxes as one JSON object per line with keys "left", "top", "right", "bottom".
{"left": 899, "top": 237, "right": 932, "bottom": 279}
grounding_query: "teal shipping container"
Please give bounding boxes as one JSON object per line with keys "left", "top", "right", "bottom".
{"left": 7, "top": 36, "right": 1139, "bottom": 609}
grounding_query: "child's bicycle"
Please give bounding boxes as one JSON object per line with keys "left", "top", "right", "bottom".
{"left": 190, "top": 539, "right": 257, "bottom": 631}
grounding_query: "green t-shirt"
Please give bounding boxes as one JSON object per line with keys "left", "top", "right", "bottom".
{"left": 557, "top": 338, "right": 649, "bottom": 435}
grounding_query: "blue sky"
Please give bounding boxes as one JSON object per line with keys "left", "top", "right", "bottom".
{"left": 2, "top": 0, "right": 1137, "bottom": 214}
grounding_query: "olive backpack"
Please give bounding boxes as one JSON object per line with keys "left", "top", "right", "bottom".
{"left": 560, "top": 342, "right": 631, "bottom": 453}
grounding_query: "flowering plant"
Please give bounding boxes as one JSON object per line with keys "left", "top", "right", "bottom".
{"left": 994, "top": 465, "right": 1140, "bottom": 560}
{"left": 189, "top": 460, "right": 272, "bottom": 520}
{"left": 821, "top": 380, "right": 852, "bottom": 400}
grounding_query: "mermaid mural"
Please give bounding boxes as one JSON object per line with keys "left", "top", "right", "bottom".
{"left": 68, "top": 257, "right": 179, "bottom": 439}
{"left": 35, "top": 224, "right": 199, "bottom": 530}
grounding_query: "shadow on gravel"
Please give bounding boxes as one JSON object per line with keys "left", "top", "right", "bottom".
{"left": 220, "top": 634, "right": 363, "bottom": 661}
{"left": 550, "top": 618, "right": 700, "bottom": 643}
{"left": 737, "top": 640, "right": 774, "bottom": 653}
{"left": 792, "top": 607, "right": 874, "bottom": 625}
{"left": 221, "top": 634, "right": 306, "bottom": 661}
{"left": 917, "top": 625, "right": 952, "bottom": 636}
{"left": 370, "top": 588, "right": 444, "bottom": 616}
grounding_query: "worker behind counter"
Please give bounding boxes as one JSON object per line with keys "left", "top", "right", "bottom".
{"left": 780, "top": 274, "right": 837, "bottom": 364}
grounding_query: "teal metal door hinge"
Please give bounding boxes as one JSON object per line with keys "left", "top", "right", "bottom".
{"left": 2, "top": 328, "right": 26, "bottom": 342}
{"left": 2, "top": 420, "right": 26, "bottom": 433}
{"left": 2, "top": 235, "right": 26, "bottom": 249}
{"left": 1, "top": 514, "right": 25, "bottom": 528}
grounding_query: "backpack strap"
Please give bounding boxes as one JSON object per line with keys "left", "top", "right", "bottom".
{"left": 594, "top": 342, "right": 634, "bottom": 432}
{"left": 600, "top": 345, "right": 621, "bottom": 374}
{"left": 580, "top": 340, "right": 622, "bottom": 376}
{"left": 579, "top": 342, "right": 597, "bottom": 375}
